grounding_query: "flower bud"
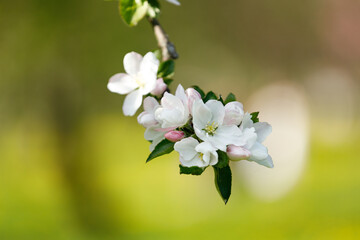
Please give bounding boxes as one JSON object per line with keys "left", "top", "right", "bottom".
{"left": 223, "top": 101, "right": 244, "bottom": 126}
{"left": 151, "top": 78, "right": 167, "bottom": 96}
{"left": 226, "top": 144, "right": 251, "bottom": 161}
{"left": 185, "top": 88, "right": 202, "bottom": 112}
{"left": 165, "top": 130, "right": 185, "bottom": 142}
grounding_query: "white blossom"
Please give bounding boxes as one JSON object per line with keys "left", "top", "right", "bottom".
{"left": 174, "top": 137, "right": 218, "bottom": 168}
{"left": 192, "top": 99, "right": 245, "bottom": 151}
{"left": 108, "top": 51, "right": 159, "bottom": 116}
{"left": 223, "top": 101, "right": 244, "bottom": 126}
{"left": 154, "top": 84, "right": 190, "bottom": 129}
{"left": 137, "top": 96, "right": 160, "bottom": 128}
{"left": 228, "top": 113, "right": 273, "bottom": 168}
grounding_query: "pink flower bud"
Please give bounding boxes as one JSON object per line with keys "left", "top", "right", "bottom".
{"left": 185, "top": 88, "right": 202, "bottom": 112}
{"left": 151, "top": 78, "right": 167, "bottom": 96}
{"left": 226, "top": 145, "right": 251, "bottom": 161}
{"left": 165, "top": 130, "right": 185, "bottom": 142}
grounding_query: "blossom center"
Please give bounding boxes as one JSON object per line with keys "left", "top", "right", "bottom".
{"left": 203, "top": 122, "right": 219, "bottom": 136}
{"left": 135, "top": 76, "right": 145, "bottom": 88}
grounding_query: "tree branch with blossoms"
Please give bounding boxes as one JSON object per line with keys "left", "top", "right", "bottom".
{"left": 107, "top": 0, "right": 274, "bottom": 204}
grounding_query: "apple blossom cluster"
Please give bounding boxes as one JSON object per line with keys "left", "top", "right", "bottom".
{"left": 109, "top": 0, "right": 273, "bottom": 203}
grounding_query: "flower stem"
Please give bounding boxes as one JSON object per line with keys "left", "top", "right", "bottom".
{"left": 148, "top": 17, "right": 179, "bottom": 61}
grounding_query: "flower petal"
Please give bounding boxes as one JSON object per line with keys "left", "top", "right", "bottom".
{"left": 107, "top": 73, "right": 137, "bottom": 94}
{"left": 223, "top": 101, "right": 244, "bottom": 126}
{"left": 166, "top": 0, "right": 180, "bottom": 6}
{"left": 140, "top": 52, "right": 159, "bottom": 75}
{"left": 253, "top": 122, "right": 272, "bottom": 143}
{"left": 122, "top": 89, "right": 142, "bottom": 116}
{"left": 124, "top": 52, "right": 142, "bottom": 76}
{"left": 192, "top": 99, "right": 212, "bottom": 130}
{"left": 249, "top": 142, "right": 268, "bottom": 161}
{"left": 174, "top": 137, "right": 198, "bottom": 161}
{"left": 212, "top": 125, "right": 245, "bottom": 151}
{"left": 205, "top": 100, "right": 225, "bottom": 125}
{"left": 254, "top": 155, "right": 274, "bottom": 168}
{"left": 143, "top": 96, "right": 159, "bottom": 112}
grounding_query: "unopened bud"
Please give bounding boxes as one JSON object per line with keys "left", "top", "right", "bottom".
{"left": 165, "top": 130, "right": 185, "bottom": 142}
{"left": 226, "top": 144, "right": 251, "bottom": 161}
{"left": 151, "top": 78, "right": 167, "bottom": 96}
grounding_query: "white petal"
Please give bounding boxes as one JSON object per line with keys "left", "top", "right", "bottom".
{"left": 143, "top": 96, "right": 159, "bottom": 112}
{"left": 122, "top": 89, "right": 143, "bottom": 116}
{"left": 174, "top": 137, "right": 198, "bottom": 161}
{"left": 175, "top": 84, "right": 188, "bottom": 104}
{"left": 195, "top": 142, "right": 218, "bottom": 165}
{"left": 241, "top": 112, "right": 254, "bottom": 129}
{"left": 140, "top": 74, "right": 157, "bottom": 95}
{"left": 192, "top": 99, "right": 212, "bottom": 130}
{"left": 242, "top": 127, "right": 257, "bottom": 149}
{"left": 253, "top": 122, "right": 272, "bottom": 143}
{"left": 205, "top": 100, "right": 225, "bottom": 125}
{"left": 144, "top": 126, "right": 164, "bottom": 141}
{"left": 140, "top": 52, "right": 160, "bottom": 75}
{"left": 166, "top": 0, "right": 180, "bottom": 6}
{"left": 123, "top": 52, "right": 142, "bottom": 76}
{"left": 160, "top": 92, "right": 184, "bottom": 110}
{"left": 249, "top": 142, "right": 268, "bottom": 161}
{"left": 107, "top": 73, "right": 138, "bottom": 94}
{"left": 213, "top": 125, "right": 245, "bottom": 151}
{"left": 254, "top": 155, "right": 274, "bottom": 168}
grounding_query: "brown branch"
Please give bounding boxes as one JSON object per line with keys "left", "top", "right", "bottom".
{"left": 148, "top": 17, "right": 179, "bottom": 61}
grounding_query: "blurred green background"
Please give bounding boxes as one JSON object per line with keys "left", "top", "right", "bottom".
{"left": 1, "top": 0, "right": 360, "bottom": 239}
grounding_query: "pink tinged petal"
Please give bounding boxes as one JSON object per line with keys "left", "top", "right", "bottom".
{"left": 249, "top": 142, "right": 268, "bottom": 161}
{"left": 165, "top": 131, "right": 185, "bottom": 142}
{"left": 192, "top": 99, "right": 212, "bottom": 130}
{"left": 144, "top": 126, "right": 164, "bottom": 141}
{"left": 161, "top": 92, "right": 184, "bottom": 110}
{"left": 185, "top": 88, "right": 201, "bottom": 113}
{"left": 140, "top": 52, "right": 160, "bottom": 75}
{"left": 174, "top": 137, "right": 199, "bottom": 161}
{"left": 151, "top": 78, "right": 167, "bottom": 96}
{"left": 143, "top": 96, "right": 159, "bottom": 112}
{"left": 253, "top": 122, "right": 272, "bottom": 143}
{"left": 123, "top": 52, "right": 142, "bottom": 76}
{"left": 223, "top": 101, "right": 244, "bottom": 126}
{"left": 226, "top": 145, "right": 251, "bottom": 161}
{"left": 205, "top": 100, "right": 225, "bottom": 125}
{"left": 107, "top": 73, "right": 137, "bottom": 94}
{"left": 122, "top": 89, "right": 142, "bottom": 116}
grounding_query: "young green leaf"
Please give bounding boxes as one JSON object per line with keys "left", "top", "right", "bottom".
{"left": 213, "top": 165, "right": 232, "bottom": 204}
{"left": 179, "top": 165, "right": 205, "bottom": 175}
{"left": 119, "top": 0, "right": 148, "bottom": 26}
{"left": 191, "top": 85, "right": 205, "bottom": 98}
{"left": 203, "top": 91, "right": 217, "bottom": 102}
{"left": 250, "top": 112, "right": 260, "bottom": 123}
{"left": 224, "top": 93, "right": 236, "bottom": 104}
{"left": 157, "top": 60, "right": 175, "bottom": 78}
{"left": 146, "top": 139, "right": 175, "bottom": 162}
{"left": 214, "top": 150, "right": 229, "bottom": 168}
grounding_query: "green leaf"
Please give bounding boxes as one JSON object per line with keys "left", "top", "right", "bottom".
{"left": 224, "top": 93, "right": 236, "bottom": 104}
{"left": 203, "top": 91, "right": 217, "bottom": 102}
{"left": 119, "top": 0, "right": 148, "bottom": 26}
{"left": 163, "top": 78, "right": 173, "bottom": 86}
{"left": 146, "top": 139, "right": 175, "bottom": 162}
{"left": 213, "top": 165, "right": 232, "bottom": 204}
{"left": 214, "top": 151, "right": 229, "bottom": 168}
{"left": 179, "top": 165, "right": 205, "bottom": 175}
{"left": 191, "top": 85, "right": 205, "bottom": 98}
{"left": 157, "top": 60, "right": 175, "bottom": 78}
{"left": 250, "top": 112, "right": 259, "bottom": 123}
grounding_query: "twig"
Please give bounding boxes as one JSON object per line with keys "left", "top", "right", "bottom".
{"left": 148, "top": 17, "right": 179, "bottom": 61}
